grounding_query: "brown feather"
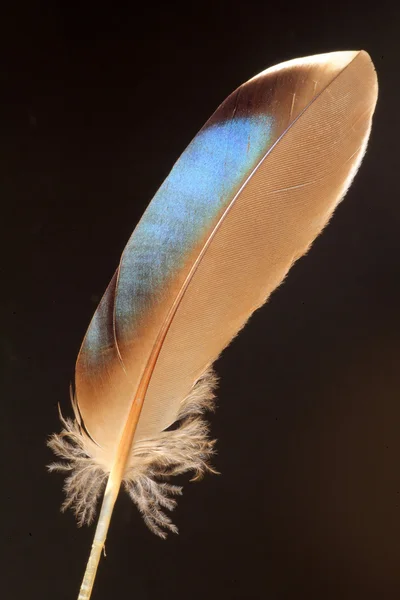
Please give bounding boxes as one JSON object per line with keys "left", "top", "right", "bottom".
{"left": 49, "top": 50, "right": 378, "bottom": 541}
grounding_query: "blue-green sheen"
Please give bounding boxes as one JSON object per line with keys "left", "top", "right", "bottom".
{"left": 86, "top": 115, "right": 273, "bottom": 354}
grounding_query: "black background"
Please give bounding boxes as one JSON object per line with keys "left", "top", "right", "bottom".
{"left": 1, "top": 2, "right": 399, "bottom": 599}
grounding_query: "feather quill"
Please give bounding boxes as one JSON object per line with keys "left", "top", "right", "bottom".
{"left": 48, "top": 50, "right": 378, "bottom": 599}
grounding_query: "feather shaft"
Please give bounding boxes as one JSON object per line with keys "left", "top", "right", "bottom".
{"left": 77, "top": 383, "right": 147, "bottom": 598}
{"left": 77, "top": 246, "right": 207, "bottom": 596}
{"left": 46, "top": 50, "right": 378, "bottom": 600}
{"left": 77, "top": 476, "right": 119, "bottom": 600}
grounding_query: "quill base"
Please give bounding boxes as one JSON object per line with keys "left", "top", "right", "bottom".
{"left": 78, "top": 475, "right": 120, "bottom": 600}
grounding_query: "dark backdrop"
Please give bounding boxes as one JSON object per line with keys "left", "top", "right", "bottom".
{"left": 1, "top": 2, "right": 399, "bottom": 599}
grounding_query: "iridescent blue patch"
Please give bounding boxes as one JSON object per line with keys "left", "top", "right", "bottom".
{"left": 114, "top": 115, "right": 273, "bottom": 338}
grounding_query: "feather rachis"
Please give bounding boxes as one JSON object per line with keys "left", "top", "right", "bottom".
{"left": 47, "top": 50, "right": 378, "bottom": 599}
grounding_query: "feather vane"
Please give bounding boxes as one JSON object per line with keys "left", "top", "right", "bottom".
{"left": 48, "top": 50, "right": 378, "bottom": 599}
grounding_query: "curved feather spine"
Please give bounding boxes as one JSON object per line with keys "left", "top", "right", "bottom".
{"left": 46, "top": 50, "right": 378, "bottom": 600}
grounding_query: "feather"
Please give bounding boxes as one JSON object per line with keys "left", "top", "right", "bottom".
{"left": 48, "top": 50, "right": 378, "bottom": 599}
